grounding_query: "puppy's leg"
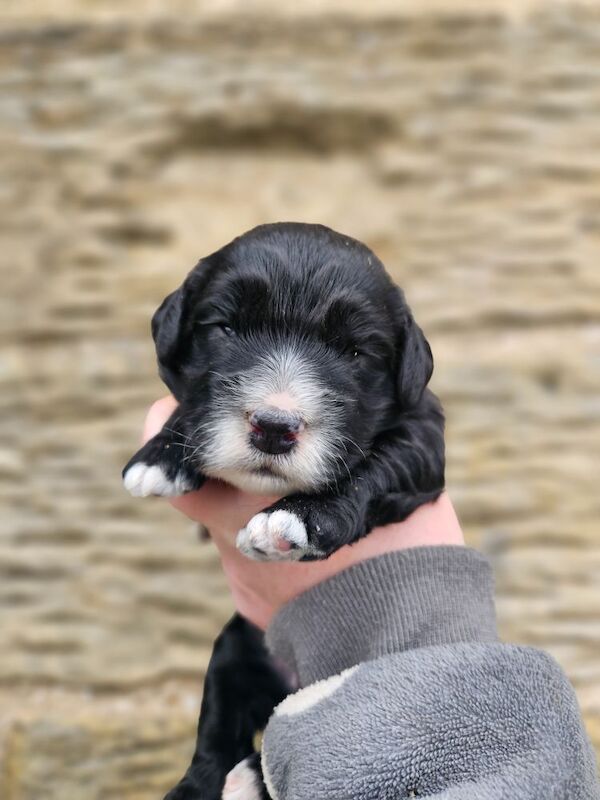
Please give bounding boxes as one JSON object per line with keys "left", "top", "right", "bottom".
{"left": 237, "top": 412, "right": 444, "bottom": 561}
{"left": 122, "top": 410, "right": 205, "bottom": 497}
{"left": 164, "top": 614, "right": 290, "bottom": 800}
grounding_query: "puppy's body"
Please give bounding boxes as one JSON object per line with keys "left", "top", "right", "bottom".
{"left": 123, "top": 223, "right": 445, "bottom": 798}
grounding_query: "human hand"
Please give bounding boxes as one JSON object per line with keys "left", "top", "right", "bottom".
{"left": 142, "top": 396, "right": 465, "bottom": 629}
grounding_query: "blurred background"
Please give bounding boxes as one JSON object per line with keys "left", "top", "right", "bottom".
{"left": 2, "top": 0, "right": 600, "bottom": 797}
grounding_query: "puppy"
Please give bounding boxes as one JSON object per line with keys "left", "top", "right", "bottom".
{"left": 123, "top": 222, "right": 445, "bottom": 798}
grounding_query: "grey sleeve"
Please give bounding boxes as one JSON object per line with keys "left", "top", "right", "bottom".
{"left": 265, "top": 547, "right": 499, "bottom": 687}
{"left": 261, "top": 642, "right": 600, "bottom": 800}
{"left": 261, "top": 547, "right": 598, "bottom": 799}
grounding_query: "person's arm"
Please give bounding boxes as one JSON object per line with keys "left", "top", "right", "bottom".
{"left": 256, "top": 547, "right": 600, "bottom": 800}
{"left": 139, "top": 400, "right": 599, "bottom": 799}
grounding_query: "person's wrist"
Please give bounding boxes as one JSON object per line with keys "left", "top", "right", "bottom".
{"left": 220, "top": 492, "right": 464, "bottom": 630}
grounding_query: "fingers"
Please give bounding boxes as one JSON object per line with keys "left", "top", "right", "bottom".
{"left": 142, "top": 395, "right": 179, "bottom": 443}
{"left": 170, "top": 481, "right": 277, "bottom": 533}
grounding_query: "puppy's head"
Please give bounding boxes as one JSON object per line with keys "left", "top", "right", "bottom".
{"left": 152, "top": 223, "right": 433, "bottom": 494}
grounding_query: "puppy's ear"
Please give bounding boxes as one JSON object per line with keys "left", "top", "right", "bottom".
{"left": 151, "top": 287, "right": 187, "bottom": 397}
{"left": 152, "top": 287, "right": 184, "bottom": 364}
{"left": 396, "top": 308, "right": 434, "bottom": 409}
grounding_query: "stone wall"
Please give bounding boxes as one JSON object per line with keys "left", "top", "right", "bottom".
{"left": 2, "top": 3, "right": 599, "bottom": 796}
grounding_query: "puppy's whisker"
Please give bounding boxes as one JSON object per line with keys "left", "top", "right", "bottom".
{"left": 163, "top": 426, "right": 190, "bottom": 439}
{"left": 338, "top": 434, "right": 367, "bottom": 460}
{"left": 331, "top": 451, "right": 353, "bottom": 484}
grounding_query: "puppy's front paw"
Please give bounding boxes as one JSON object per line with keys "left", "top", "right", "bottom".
{"left": 236, "top": 510, "right": 312, "bottom": 561}
{"left": 222, "top": 758, "right": 263, "bottom": 800}
{"left": 123, "top": 462, "right": 194, "bottom": 497}
{"left": 122, "top": 436, "right": 204, "bottom": 498}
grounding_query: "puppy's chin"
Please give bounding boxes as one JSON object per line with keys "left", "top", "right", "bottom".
{"left": 205, "top": 467, "right": 302, "bottom": 496}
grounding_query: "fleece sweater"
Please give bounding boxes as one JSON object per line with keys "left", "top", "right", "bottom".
{"left": 261, "top": 546, "right": 600, "bottom": 800}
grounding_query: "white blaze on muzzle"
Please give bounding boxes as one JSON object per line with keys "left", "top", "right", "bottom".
{"left": 246, "top": 347, "right": 325, "bottom": 425}
{"left": 200, "top": 347, "right": 340, "bottom": 494}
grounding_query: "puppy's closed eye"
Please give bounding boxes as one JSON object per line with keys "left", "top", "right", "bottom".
{"left": 204, "top": 322, "right": 236, "bottom": 338}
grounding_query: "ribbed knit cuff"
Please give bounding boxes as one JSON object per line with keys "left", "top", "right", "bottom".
{"left": 266, "top": 546, "right": 497, "bottom": 686}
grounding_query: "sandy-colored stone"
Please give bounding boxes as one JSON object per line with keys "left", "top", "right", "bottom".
{"left": 0, "top": 685, "right": 200, "bottom": 799}
{"left": 2, "top": 2, "right": 599, "bottom": 796}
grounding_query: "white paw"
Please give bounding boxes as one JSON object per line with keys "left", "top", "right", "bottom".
{"left": 123, "top": 462, "right": 190, "bottom": 497}
{"left": 222, "top": 757, "right": 262, "bottom": 800}
{"left": 236, "top": 510, "right": 309, "bottom": 561}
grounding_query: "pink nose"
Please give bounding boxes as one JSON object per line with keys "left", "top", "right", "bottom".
{"left": 263, "top": 392, "right": 299, "bottom": 413}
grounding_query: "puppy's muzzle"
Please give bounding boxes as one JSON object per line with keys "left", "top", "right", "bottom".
{"left": 249, "top": 408, "right": 304, "bottom": 456}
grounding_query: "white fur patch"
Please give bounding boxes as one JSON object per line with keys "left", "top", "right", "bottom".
{"left": 215, "top": 466, "right": 295, "bottom": 495}
{"left": 200, "top": 345, "right": 342, "bottom": 494}
{"left": 222, "top": 757, "right": 262, "bottom": 800}
{"left": 274, "top": 666, "right": 358, "bottom": 717}
{"left": 236, "top": 510, "right": 309, "bottom": 561}
{"left": 123, "top": 463, "right": 190, "bottom": 497}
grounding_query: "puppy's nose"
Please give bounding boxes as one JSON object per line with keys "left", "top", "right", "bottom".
{"left": 249, "top": 408, "right": 303, "bottom": 455}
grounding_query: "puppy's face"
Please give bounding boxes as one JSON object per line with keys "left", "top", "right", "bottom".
{"left": 153, "top": 223, "right": 433, "bottom": 495}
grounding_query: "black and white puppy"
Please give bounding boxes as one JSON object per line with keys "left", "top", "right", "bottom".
{"left": 123, "top": 222, "right": 445, "bottom": 798}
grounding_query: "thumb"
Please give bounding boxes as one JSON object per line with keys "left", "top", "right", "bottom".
{"left": 142, "top": 396, "right": 179, "bottom": 443}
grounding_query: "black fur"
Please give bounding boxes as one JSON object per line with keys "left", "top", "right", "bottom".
{"left": 163, "top": 615, "right": 289, "bottom": 800}
{"left": 123, "top": 223, "right": 445, "bottom": 798}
